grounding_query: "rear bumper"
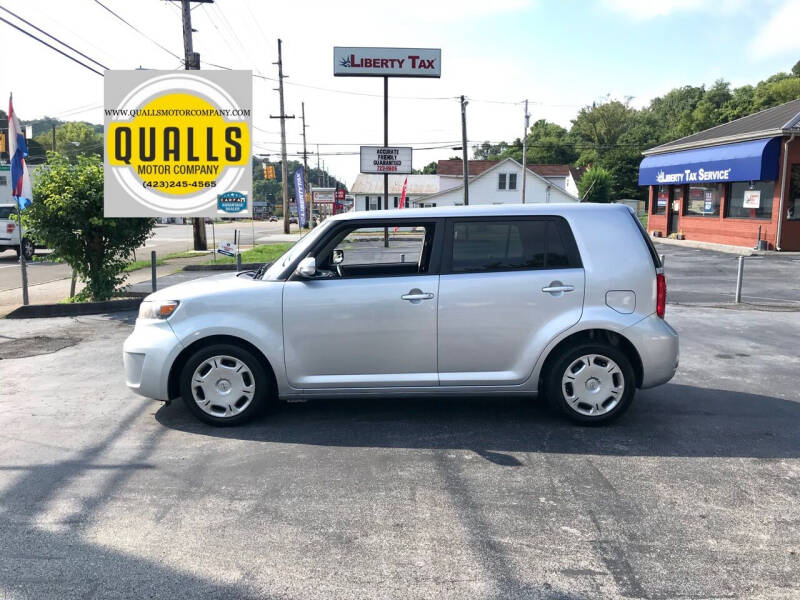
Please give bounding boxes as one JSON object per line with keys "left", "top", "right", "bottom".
{"left": 623, "top": 313, "right": 679, "bottom": 388}
{"left": 123, "top": 320, "right": 184, "bottom": 401}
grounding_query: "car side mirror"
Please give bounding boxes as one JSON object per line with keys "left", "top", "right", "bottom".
{"left": 295, "top": 256, "right": 316, "bottom": 278}
{"left": 332, "top": 249, "right": 344, "bottom": 265}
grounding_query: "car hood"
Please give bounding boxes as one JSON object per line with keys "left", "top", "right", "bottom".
{"left": 144, "top": 271, "right": 271, "bottom": 303}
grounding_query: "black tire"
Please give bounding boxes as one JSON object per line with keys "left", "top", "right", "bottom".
{"left": 542, "top": 342, "right": 636, "bottom": 425}
{"left": 179, "top": 343, "right": 272, "bottom": 426}
{"left": 17, "top": 238, "right": 34, "bottom": 261}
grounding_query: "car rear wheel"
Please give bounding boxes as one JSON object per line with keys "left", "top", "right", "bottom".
{"left": 16, "top": 238, "right": 34, "bottom": 261}
{"left": 543, "top": 343, "right": 635, "bottom": 425}
{"left": 179, "top": 343, "right": 272, "bottom": 426}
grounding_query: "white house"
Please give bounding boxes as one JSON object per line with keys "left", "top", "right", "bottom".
{"left": 349, "top": 174, "right": 456, "bottom": 211}
{"left": 419, "top": 158, "right": 579, "bottom": 207}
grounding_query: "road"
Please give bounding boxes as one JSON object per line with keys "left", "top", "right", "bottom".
{"left": 0, "top": 305, "right": 798, "bottom": 599}
{"left": 0, "top": 220, "right": 291, "bottom": 293}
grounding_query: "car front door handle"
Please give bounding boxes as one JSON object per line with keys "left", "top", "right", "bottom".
{"left": 541, "top": 282, "right": 575, "bottom": 295}
{"left": 401, "top": 289, "right": 435, "bottom": 302}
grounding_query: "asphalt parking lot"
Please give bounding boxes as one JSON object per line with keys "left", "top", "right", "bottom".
{"left": 1, "top": 303, "right": 798, "bottom": 599}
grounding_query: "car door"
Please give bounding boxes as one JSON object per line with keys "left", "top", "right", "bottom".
{"left": 282, "top": 219, "right": 442, "bottom": 389}
{"left": 437, "top": 216, "right": 584, "bottom": 386}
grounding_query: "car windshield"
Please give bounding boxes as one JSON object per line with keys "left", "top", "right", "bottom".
{"left": 260, "top": 219, "right": 335, "bottom": 281}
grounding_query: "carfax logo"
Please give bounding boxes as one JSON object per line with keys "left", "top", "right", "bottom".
{"left": 104, "top": 70, "right": 253, "bottom": 217}
{"left": 217, "top": 191, "right": 248, "bottom": 214}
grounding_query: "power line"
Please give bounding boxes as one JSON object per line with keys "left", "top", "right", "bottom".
{"left": 0, "top": 3, "right": 108, "bottom": 69}
{"left": 92, "top": 0, "right": 182, "bottom": 61}
{"left": 0, "top": 12, "right": 103, "bottom": 76}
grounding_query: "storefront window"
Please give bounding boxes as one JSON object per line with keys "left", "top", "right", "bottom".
{"left": 787, "top": 165, "right": 800, "bottom": 221}
{"left": 653, "top": 186, "right": 667, "bottom": 215}
{"left": 684, "top": 184, "right": 721, "bottom": 217}
{"left": 726, "top": 181, "right": 774, "bottom": 220}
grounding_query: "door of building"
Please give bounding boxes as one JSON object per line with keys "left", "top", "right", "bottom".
{"left": 668, "top": 187, "right": 681, "bottom": 234}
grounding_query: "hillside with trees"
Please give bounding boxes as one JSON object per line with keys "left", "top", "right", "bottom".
{"left": 474, "top": 61, "right": 800, "bottom": 201}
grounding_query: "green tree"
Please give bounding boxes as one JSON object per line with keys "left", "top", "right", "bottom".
{"left": 497, "top": 120, "right": 578, "bottom": 165}
{"left": 578, "top": 166, "right": 613, "bottom": 203}
{"left": 34, "top": 122, "right": 103, "bottom": 162}
{"left": 27, "top": 153, "right": 155, "bottom": 301}
{"left": 412, "top": 161, "right": 438, "bottom": 174}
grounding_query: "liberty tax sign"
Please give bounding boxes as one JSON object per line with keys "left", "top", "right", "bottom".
{"left": 334, "top": 47, "right": 441, "bottom": 78}
{"left": 360, "top": 146, "right": 412, "bottom": 174}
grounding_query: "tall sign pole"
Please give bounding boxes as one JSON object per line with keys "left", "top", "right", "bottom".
{"left": 271, "top": 39, "right": 295, "bottom": 234}
{"left": 461, "top": 95, "right": 469, "bottom": 206}
{"left": 178, "top": 0, "right": 208, "bottom": 251}
{"left": 333, "top": 46, "right": 441, "bottom": 215}
{"left": 521, "top": 99, "right": 530, "bottom": 204}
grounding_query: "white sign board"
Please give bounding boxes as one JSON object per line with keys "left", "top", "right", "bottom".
{"left": 334, "top": 47, "right": 441, "bottom": 78}
{"left": 360, "top": 146, "right": 413, "bottom": 174}
{"left": 217, "top": 241, "right": 238, "bottom": 257}
{"left": 313, "top": 190, "right": 335, "bottom": 204}
{"left": 742, "top": 189, "right": 761, "bottom": 208}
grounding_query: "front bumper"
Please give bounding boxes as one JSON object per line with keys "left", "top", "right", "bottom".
{"left": 623, "top": 313, "right": 679, "bottom": 389}
{"left": 123, "top": 319, "right": 184, "bottom": 401}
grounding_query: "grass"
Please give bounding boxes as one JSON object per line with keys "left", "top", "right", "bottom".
{"left": 204, "top": 242, "right": 294, "bottom": 265}
{"left": 638, "top": 214, "right": 648, "bottom": 229}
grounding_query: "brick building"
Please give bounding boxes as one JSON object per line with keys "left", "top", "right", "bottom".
{"left": 639, "top": 99, "right": 800, "bottom": 251}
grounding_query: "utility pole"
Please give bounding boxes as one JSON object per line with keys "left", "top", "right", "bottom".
{"left": 460, "top": 95, "right": 469, "bottom": 206}
{"left": 301, "top": 101, "right": 313, "bottom": 228}
{"left": 175, "top": 0, "right": 209, "bottom": 250}
{"left": 316, "top": 144, "right": 320, "bottom": 185}
{"left": 270, "top": 38, "right": 295, "bottom": 234}
{"left": 521, "top": 99, "right": 530, "bottom": 204}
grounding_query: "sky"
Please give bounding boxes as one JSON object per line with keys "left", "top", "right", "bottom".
{"left": 1, "top": 0, "right": 799, "bottom": 186}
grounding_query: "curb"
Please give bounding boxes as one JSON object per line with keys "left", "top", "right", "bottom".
{"left": 5, "top": 295, "right": 146, "bottom": 319}
{"left": 183, "top": 262, "right": 265, "bottom": 271}
{"left": 652, "top": 236, "right": 800, "bottom": 257}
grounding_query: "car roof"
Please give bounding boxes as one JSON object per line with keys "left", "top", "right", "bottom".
{"left": 329, "top": 202, "right": 632, "bottom": 221}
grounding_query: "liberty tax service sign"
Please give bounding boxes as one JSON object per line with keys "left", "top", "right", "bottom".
{"left": 104, "top": 70, "right": 253, "bottom": 217}
{"left": 333, "top": 47, "right": 441, "bottom": 78}
{"left": 360, "top": 146, "right": 412, "bottom": 174}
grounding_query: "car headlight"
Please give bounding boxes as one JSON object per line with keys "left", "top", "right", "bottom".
{"left": 138, "top": 300, "right": 179, "bottom": 320}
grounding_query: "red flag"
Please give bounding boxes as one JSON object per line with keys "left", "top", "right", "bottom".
{"left": 399, "top": 176, "right": 408, "bottom": 209}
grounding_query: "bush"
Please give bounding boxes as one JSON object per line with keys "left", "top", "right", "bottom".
{"left": 578, "top": 166, "right": 614, "bottom": 203}
{"left": 27, "top": 153, "right": 155, "bottom": 301}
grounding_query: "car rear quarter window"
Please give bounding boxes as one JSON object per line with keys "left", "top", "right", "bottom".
{"left": 449, "top": 218, "right": 579, "bottom": 273}
{"left": 0, "top": 207, "right": 15, "bottom": 220}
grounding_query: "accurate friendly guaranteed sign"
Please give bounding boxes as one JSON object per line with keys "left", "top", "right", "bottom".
{"left": 333, "top": 47, "right": 441, "bottom": 78}
{"left": 104, "top": 70, "right": 252, "bottom": 217}
{"left": 360, "top": 146, "right": 412, "bottom": 174}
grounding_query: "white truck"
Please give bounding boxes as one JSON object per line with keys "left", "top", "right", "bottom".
{"left": 0, "top": 203, "right": 35, "bottom": 260}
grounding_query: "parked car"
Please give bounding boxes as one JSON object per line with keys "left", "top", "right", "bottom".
{"left": 124, "top": 204, "right": 678, "bottom": 426}
{"left": 0, "top": 203, "right": 35, "bottom": 260}
{"left": 268, "top": 215, "right": 278, "bottom": 222}
{"left": 289, "top": 216, "right": 298, "bottom": 224}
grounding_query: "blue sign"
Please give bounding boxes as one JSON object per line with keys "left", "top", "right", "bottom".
{"left": 639, "top": 137, "right": 780, "bottom": 186}
{"left": 294, "top": 167, "right": 307, "bottom": 228}
{"left": 217, "top": 191, "right": 248, "bottom": 214}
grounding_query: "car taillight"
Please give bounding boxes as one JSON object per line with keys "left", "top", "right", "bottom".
{"left": 656, "top": 273, "right": 666, "bottom": 318}
{"left": 5, "top": 224, "right": 14, "bottom": 234}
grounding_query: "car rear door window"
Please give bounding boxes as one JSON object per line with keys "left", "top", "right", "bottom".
{"left": 449, "top": 219, "right": 574, "bottom": 273}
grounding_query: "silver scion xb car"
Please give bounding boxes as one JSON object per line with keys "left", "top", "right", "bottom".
{"left": 123, "top": 204, "right": 678, "bottom": 426}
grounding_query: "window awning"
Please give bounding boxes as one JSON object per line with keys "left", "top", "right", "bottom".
{"left": 638, "top": 137, "right": 781, "bottom": 186}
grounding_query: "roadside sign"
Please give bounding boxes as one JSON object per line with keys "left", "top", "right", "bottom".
{"left": 217, "top": 241, "right": 238, "bottom": 257}
{"left": 360, "top": 146, "right": 412, "bottom": 174}
{"left": 313, "top": 190, "right": 335, "bottom": 204}
{"left": 334, "top": 47, "right": 441, "bottom": 78}
{"left": 335, "top": 189, "right": 346, "bottom": 201}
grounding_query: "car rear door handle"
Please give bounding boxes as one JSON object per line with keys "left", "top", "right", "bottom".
{"left": 401, "top": 288, "right": 435, "bottom": 302}
{"left": 541, "top": 282, "right": 575, "bottom": 294}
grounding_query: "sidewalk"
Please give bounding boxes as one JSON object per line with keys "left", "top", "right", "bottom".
{"left": 0, "top": 253, "right": 213, "bottom": 316}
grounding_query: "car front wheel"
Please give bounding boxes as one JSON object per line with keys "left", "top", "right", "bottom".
{"left": 179, "top": 343, "right": 272, "bottom": 426}
{"left": 543, "top": 343, "right": 635, "bottom": 425}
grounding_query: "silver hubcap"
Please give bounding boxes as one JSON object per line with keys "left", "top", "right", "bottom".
{"left": 561, "top": 354, "right": 625, "bottom": 416}
{"left": 191, "top": 355, "right": 255, "bottom": 418}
